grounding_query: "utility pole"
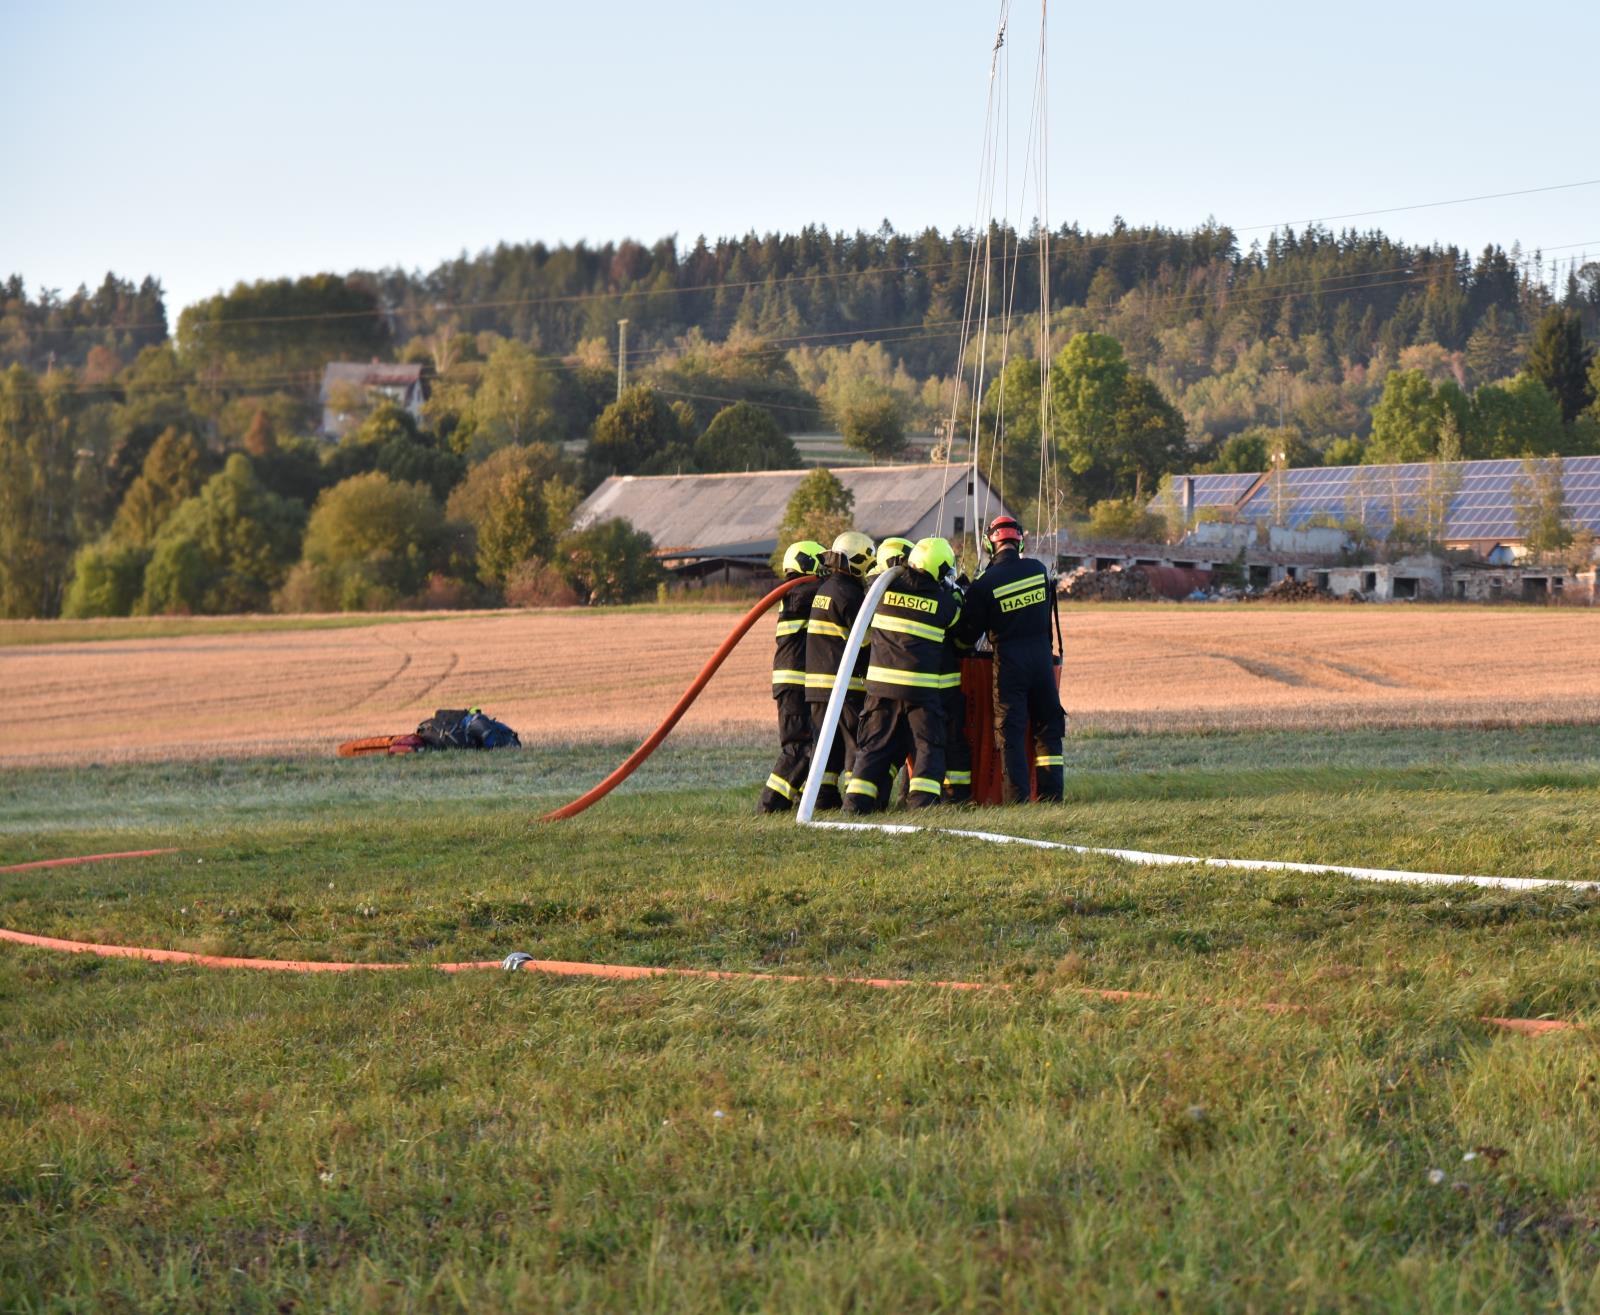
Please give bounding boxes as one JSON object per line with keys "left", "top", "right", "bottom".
{"left": 1272, "top": 363, "right": 1288, "bottom": 429}
{"left": 616, "top": 318, "right": 629, "bottom": 400}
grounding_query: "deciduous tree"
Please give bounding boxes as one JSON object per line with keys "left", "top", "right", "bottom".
{"left": 839, "top": 394, "right": 906, "bottom": 462}
{"left": 1512, "top": 456, "right": 1574, "bottom": 558}
{"left": 775, "top": 467, "right": 855, "bottom": 565}
{"left": 471, "top": 338, "right": 558, "bottom": 450}
{"left": 694, "top": 402, "right": 798, "bottom": 472}
{"left": 109, "top": 427, "right": 203, "bottom": 547}
{"left": 445, "top": 443, "right": 581, "bottom": 586}
{"left": 557, "top": 517, "right": 662, "bottom": 604}
{"left": 589, "top": 385, "right": 694, "bottom": 476}
{"left": 287, "top": 472, "right": 453, "bottom": 611}
{"left": 0, "top": 365, "right": 80, "bottom": 617}
{"left": 139, "top": 455, "right": 305, "bottom": 614}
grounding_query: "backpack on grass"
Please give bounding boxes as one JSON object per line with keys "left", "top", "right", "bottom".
{"left": 415, "top": 708, "right": 521, "bottom": 751}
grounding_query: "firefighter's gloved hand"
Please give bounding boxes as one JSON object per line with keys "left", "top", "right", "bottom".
{"left": 956, "top": 573, "right": 971, "bottom": 589}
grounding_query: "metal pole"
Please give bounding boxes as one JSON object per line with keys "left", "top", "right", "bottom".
{"left": 617, "top": 318, "right": 629, "bottom": 399}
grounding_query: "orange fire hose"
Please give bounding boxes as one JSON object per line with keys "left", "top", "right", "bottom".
{"left": 0, "top": 920, "right": 1573, "bottom": 1035}
{"left": 539, "top": 577, "right": 804, "bottom": 822}
{"left": 0, "top": 851, "right": 1577, "bottom": 1035}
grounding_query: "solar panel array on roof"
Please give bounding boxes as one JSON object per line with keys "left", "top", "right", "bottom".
{"left": 1227, "top": 456, "right": 1600, "bottom": 542}
{"left": 1181, "top": 472, "right": 1262, "bottom": 507}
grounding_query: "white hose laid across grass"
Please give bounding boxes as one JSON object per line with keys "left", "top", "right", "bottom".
{"left": 793, "top": 567, "right": 1592, "bottom": 895}
{"left": 803, "top": 819, "right": 1595, "bottom": 894}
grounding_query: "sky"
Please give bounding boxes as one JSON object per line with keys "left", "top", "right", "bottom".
{"left": 4, "top": 0, "right": 1597, "bottom": 318}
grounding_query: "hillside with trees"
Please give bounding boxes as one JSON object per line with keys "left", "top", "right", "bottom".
{"left": 2, "top": 220, "right": 1597, "bottom": 618}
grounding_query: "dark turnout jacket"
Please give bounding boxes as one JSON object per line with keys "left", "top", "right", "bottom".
{"left": 771, "top": 573, "right": 821, "bottom": 694}
{"left": 864, "top": 567, "right": 963, "bottom": 706}
{"left": 956, "top": 550, "right": 1053, "bottom": 650}
{"left": 805, "top": 573, "right": 869, "bottom": 701}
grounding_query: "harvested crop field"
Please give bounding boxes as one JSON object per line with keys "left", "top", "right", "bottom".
{"left": 4, "top": 604, "right": 1598, "bottom": 766}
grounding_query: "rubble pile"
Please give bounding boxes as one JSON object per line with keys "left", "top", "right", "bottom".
{"left": 1060, "top": 565, "right": 1162, "bottom": 602}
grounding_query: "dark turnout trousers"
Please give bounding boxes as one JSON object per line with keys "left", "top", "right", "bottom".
{"left": 758, "top": 687, "right": 814, "bottom": 813}
{"left": 941, "top": 684, "right": 972, "bottom": 803}
{"left": 843, "top": 696, "right": 946, "bottom": 815}
{"left": 994, "top": 640, "right": 1065, "bottom": 803}
{"left": 807, "top": 695, "right": 862, "bottom": 810}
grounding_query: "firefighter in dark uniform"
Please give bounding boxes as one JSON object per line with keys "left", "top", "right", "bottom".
{"left": 867, "top": 536, "right": 915, "bottom": 805}
{"left": 757, "top": 540, "right": 827, "bottom": 814}
{"left": 803, "top": 530, "right": 875, "bottom": 810}
{"left": 956, "top": 514, "right": 1065, "bottom": 803}
{"left": 843, "top": 536, "right": 962, "bottom": 815}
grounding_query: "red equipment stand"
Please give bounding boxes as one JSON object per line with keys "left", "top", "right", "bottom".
{"left": 958, "top": 653, "right": 1063, "bottom": 804}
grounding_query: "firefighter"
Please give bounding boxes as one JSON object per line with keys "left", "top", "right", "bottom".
{"left": 843, "top": 536, "right": 962, "bottom": 816}
{"left": 869, "top": 536, "right": 914, "bottom": 578}
{"left": 868, "top": 536, "right": 915, "bottom": 802}
{"left": 803, "top": 530, "right": 876, "bottom": 810}
{"left": 957, "top": 514, "right": 1065, "bottom": 803}
{"left": 757, "top": 540, "right": 827, "bottom": 814}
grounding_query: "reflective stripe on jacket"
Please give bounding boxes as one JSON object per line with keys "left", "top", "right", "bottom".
{"left": 772, "top": 574, "right": 821, "bottom": 691}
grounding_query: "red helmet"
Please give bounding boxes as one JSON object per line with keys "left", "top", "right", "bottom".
{"left": 984, "top": 515, "right": 1025, "bottom": 553}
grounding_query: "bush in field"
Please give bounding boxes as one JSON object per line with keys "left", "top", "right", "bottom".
{"left": 503, "top": 557, "right": 580, "bottom": 608}
{"left": 61, "top": 541, "right": 151, "bottom": 618}
{"left": 284, "top": 472, "right": 455, "bottom": 612}
{"left": 139, "top": 456, "right": 304, "bottom": 614}
{"left": 556, "top": 517, "right": 661, "bottom": 604}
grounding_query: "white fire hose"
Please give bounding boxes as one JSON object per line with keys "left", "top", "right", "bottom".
{"left": 793, "top": 568, "right": 1591, "bottom": 894}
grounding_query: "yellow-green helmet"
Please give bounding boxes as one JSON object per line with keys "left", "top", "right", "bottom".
{"left": 830, "top": 531, "right": 876, "bottom": 579}
{"left": 871, "top": 536, "right": 915, "bottom": 576}
{"left": 781, "top": 539, "right": 826, "bottom": 577}
{"left": 908, "top": 536, "right": 956, "bottom": 582}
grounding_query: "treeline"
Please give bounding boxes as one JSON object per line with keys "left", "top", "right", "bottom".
{"left": 0, "top": 337, "right": 821, "bottom": 620}
{"left": 3, "top": 219, "right": 1599, "bottom": 618}
{"left": 6, "top": 220, "right": 1596, "bottom": 455}
{"left": 356, "top": 222, "right": 1597, "bottom": 378}
{"left": 1, "top": 274, "right": 167, "bottom": 375}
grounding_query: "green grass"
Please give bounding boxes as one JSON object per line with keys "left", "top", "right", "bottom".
{"left": 4, "top": 727, "right": 1600, "bottom": 1311}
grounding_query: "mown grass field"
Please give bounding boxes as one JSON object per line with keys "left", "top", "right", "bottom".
{"left": 4, "top": 726, "right": 1600, "bottom": 1312}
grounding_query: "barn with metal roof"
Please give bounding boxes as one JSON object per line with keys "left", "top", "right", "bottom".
{"left": 573, "top": 464, "right": 1013, "bottom": 579}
